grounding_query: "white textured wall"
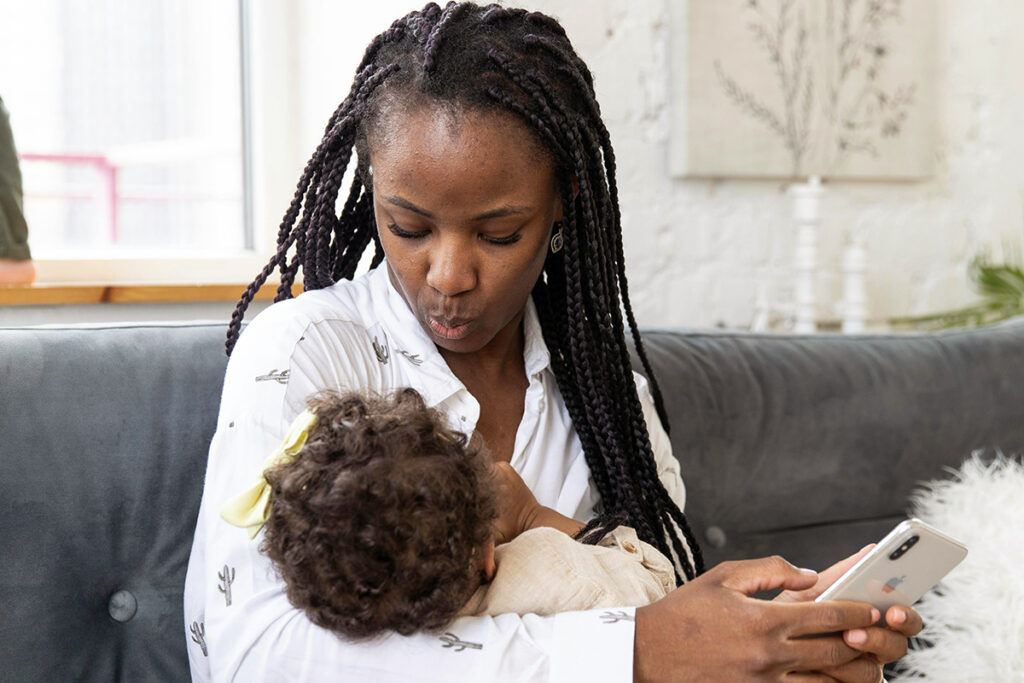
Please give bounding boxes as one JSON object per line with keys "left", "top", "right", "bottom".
{"left": 519, "top": 0, "right": 1024, "bottom": 329}
{"left": 270, "top": 1, "right": 1024, "bottom": 331}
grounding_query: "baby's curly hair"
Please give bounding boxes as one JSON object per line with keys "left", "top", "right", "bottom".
{"left": 260, "top": 388, "right": 499, "bottom": 639}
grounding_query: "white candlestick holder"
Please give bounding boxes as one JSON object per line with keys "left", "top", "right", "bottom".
{"left": 791, "top": 176, "right": 822, "bottom": 334}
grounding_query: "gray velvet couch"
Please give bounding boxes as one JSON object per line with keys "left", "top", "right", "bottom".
{"left": 2, "top": 319, "right": 1023, "bottom": 681}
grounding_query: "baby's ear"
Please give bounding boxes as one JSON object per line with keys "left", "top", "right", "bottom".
{"left": 476, "top": 539, "right": 496, "bottom": 582}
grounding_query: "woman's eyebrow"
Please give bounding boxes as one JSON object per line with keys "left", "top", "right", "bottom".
{"left": 382, "top": 194, "right": 532, "bottom": 221}
{"left": 382, "top": 194, "right": 435, "bottom": 218}
{"left": 470, "top": 205, "right": 532, "bottom": 221}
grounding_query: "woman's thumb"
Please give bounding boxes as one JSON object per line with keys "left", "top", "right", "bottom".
{"left": 717, "top": 556, "right": 818, "bottom": 595}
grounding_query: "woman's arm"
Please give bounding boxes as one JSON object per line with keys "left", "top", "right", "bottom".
{"left": 632, "top": 553, "right": 921, "bottom": 682}
{"left": 184, "top": 307, "right": 636, "bottom": 682}
{"left": 632, "top": 374, "right": 920, "bottom": 681}
{"left": 633, "top": 556, "right": 886, "bottom": 682}
{"left": 776, "top": 544, "right": 922, "bottom": 679}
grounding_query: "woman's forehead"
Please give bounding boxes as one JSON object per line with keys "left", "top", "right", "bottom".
{"left": 368, "top": 104, "right": 557, "bottom": 217}
{"left": 367, "top": 100, "right": 552, "bottom": 168}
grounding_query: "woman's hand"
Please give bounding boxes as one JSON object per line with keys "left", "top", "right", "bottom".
{"left": 775, "top": 545, "right": 924, "bottom": 681}
{"left": 491, "top": 462, "right": 541, "bottom": 545}
{"left": 491, "top": 463, "right": 587, "bottom": 543}
{"left": 774, "top": 545, "right": 875, "bottom": 604}
{"left": 634, "top": 556, "right": 886, "bottom": 682}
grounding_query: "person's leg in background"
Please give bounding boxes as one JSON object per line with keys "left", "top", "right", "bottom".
{"left": 0, "top": 95, "right": 36, "bottom": 284}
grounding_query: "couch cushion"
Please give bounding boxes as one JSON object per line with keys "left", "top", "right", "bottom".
{"left": 633, "top": 321, "right": 1024, "bottom": 572}
{"left": 0, "top": 323, "right": 228, "bottom": 683}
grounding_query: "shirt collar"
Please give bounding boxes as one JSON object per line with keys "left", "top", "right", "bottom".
{"left": 521, "top": 295, "right": 552, "bottom": 380}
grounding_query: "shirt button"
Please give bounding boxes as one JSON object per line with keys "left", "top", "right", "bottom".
{"left": 460, "top": 415, "right": 466, "bottom": 422}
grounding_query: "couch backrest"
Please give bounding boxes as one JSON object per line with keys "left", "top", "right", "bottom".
{"left": 2, "top": 320, "right": 1023, "bottom": 681}
{"left": 634, "top": 322, "right": 1024, "bottom": 574}
{"left": 0, "top": 323, "right": 228, "bottom": 683}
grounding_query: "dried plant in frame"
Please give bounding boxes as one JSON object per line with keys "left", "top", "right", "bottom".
{"left": 673, "top": 0, "right": 935, "bottom": 180}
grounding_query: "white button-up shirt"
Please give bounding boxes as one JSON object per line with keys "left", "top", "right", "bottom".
{"left": 184, "top": 264, "right": 687, "bottom": 682}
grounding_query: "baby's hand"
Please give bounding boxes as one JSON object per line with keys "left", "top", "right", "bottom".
{"left": 491, "top": 462, "right": 541, "bottom": 546}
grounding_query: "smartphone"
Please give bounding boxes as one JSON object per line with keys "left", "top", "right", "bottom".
{"left": 814, "top": 518, "right": 967, "bottom": 614}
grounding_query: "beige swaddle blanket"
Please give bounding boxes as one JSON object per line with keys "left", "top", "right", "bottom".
{"left": 458, "top": 525, "right": 675, "bottom": 617}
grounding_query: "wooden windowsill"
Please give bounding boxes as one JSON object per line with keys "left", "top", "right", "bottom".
{"left": 0, "top": 282, "right": 304, "bottom": 306}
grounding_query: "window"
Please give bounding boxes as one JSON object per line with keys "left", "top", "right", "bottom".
{"left": 0, "top": 0, "right": 424, "bottom": 287}
{"left": 0, "top": 0, "right": 252, "bottom": 283}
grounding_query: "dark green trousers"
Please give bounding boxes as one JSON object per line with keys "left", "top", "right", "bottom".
{"left": 0, "top": 96, "right": 31, "bottom": 260}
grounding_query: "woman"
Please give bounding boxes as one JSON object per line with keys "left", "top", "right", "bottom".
{"left": 185, "top": 3, "right": 920, "bottom": 680}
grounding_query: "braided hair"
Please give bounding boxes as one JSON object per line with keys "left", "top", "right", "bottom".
{"left": 227, "top": 2, "right": 704, "bottom": 582}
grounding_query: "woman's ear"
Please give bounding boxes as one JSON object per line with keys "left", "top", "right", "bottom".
{"left": 476, "top": 539, "right": 497, "bottom": 582}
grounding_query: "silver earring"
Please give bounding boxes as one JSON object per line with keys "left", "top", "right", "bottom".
{"left": 550, "top": 223, "right": 564, "bottom": 253}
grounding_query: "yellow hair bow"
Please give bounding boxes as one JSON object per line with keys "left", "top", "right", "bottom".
{"left": 220, "top": 409, "right": 318, "bottom": 539}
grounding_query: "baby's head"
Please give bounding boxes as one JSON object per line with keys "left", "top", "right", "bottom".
{"left": 260, "top": 388, "right": 498, "bottom": 639}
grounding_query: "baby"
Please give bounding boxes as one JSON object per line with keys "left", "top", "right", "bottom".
{"left": 222, "top": 388, "right": 674, "bottom": 639}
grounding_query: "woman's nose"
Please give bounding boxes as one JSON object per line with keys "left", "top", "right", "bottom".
{"left": 426, "top": 237, "right": 477, "bottom": 296}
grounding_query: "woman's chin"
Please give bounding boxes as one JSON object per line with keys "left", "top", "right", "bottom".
{"left": 430, "top": 333, "right": 485, "bottom": 356}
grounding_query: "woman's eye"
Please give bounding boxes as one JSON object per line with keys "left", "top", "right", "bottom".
{"left": 482, "top": 232, "right": 522, "bottom": 246}
{"left": 387, "top": 223, "right": 428, "bottom": 239}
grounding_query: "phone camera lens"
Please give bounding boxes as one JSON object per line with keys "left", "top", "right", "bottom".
{"left": 889, "top": 535, "right": 920, "bottom": 560}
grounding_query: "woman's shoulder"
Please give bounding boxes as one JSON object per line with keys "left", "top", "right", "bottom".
{"left": 222, "top": 271, "right": 398, "bottom": 415}
{"left": 236, "top": 271, "right": 380, "bottom": 350}
{"left": 631, "top": 371, "right": 652, "bottom": 397}
{"left": 224, "top": 272, "right": 393, "bottom": 393}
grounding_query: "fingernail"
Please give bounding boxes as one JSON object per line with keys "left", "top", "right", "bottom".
{"left": 871, "top": 608, "right": 881, "bottom": 623}
{"left": 846, "top": 629, "right": 867, "bottom": 646}
{"left": 890, "top": 608, "right": 906, "bottom": 625}
{"left": 799, "top": 567, "right": 817, "bottom": 576}
{"left": 860, "top": 544, "right": 875, "bottom": 553}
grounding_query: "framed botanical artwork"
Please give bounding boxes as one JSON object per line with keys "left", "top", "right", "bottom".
{"left": 670, "top": 0, "right": 938, "bottom": 180}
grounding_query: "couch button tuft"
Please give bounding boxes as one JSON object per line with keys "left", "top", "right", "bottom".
{"left": 704, "top": 525, "right": 727, "bottom": 549}
{"left": 108, "top": 589, "right": 138, "bottom": 623}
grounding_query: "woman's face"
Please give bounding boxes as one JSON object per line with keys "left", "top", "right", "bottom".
{"left": 369, "top": 104, "right": 561, "bottom": 357}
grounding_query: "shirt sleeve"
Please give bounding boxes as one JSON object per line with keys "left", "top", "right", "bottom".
{"left": 633, "top": 372, "right": 685, "bottom": 511}
{"left": 633, "top": 371, "right": 698, "bottom": 576}
{"left": 184, "top": 302, "right": 637, "bottom": 682}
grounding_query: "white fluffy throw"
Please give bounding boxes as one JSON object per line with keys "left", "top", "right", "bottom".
{"left": 892, "top": 454, "right": 1024, "bottom": 682}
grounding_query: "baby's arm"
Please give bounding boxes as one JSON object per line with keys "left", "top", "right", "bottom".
{"left": 492, "top": 462, "right": 584, "bottom": 544}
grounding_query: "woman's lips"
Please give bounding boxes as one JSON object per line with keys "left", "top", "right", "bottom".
{"left": 428, "top": 317, "right": 472, "bottom": 341}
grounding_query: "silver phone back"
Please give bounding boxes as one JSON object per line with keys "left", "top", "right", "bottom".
{"left": 815, "top": 519, "right": 968, "bottom": 612}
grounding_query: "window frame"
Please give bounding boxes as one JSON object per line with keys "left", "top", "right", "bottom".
{"left": 30, "top": 0, "right": 303, "bottom": 288}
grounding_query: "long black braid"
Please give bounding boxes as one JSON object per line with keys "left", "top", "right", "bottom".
{"left": 227, "top": 2, "right": 704, "bottom": 582}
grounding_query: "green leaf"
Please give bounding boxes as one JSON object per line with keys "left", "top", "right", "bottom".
{"left": 891, "top": 252, "right": 1024, "bottom": 330}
